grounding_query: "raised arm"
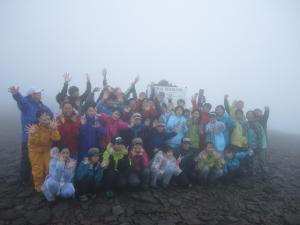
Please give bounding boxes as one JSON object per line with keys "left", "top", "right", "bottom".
{"left": 224, "top": 94, "right": 231, "bottom": 115}
{"left": 56, "top": 73, "right": 71, "bottom": 104}
{"left": 80, "top": 73, "right": 92, "bottom": 101}
{"left": 9, "top": 86, "right": 28, "bottom": 112}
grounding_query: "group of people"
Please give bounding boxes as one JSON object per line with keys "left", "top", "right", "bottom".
{"left": 9, "top": 69, "right": 270, "bottom": 202}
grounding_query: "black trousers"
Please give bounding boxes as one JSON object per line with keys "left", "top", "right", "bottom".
{"left": 103, "top": 169, "right": 128, "bottom": 191}
{"left": 21, "top": 142, "right": 32, "bottom": 184}
{"left": 128, "top": 168, "right": 150, "bottom": 188}
{"left": 76, "top": 177, "right": 98, "bottom": 196}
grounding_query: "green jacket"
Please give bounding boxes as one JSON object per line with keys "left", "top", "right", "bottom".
{"left": 103, "top": 143, "right": 128, "bottom": 171}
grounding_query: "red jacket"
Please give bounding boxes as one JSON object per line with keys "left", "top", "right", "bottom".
{"left": 128, "top": 149, "right": 149, "bottom": 171}
{"left": 56, "top": 113, "right": 81, "bottom": 156}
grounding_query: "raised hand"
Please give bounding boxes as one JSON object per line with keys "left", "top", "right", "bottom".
{"left": 8, "top": 86, "right": 19, "bottom": 95}
{"left": 133, "top": 75, "right": 140, "bottom": 85}
{"left": 265, "top": 106, "right": 270, "bottom": 111}
{"left": 26, "top": 124, "right": 36, "bottom": 134}
{"left": 64, "top": 73, "right": 72, "bottom": 83}
{"left": 101, "top": 160, "right": 108, "bottom": 168}
{"left": 81, "top": 116, "right": 86, "bottom": 125}
{"left": 224, "top": 94, "right": 229, "bottom": 100}
{"left": 85, "top": 73, "right": 90, "bottom": 81}
{"left": 102, "top": 68, "right": 107, "bottom": 79}
{"left": 49, "top": 120, "right": 58, "bottom": 130}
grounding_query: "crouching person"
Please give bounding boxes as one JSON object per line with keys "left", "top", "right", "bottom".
{"left": 194, "top": 142, "right": 224, "bottom": 184}
{"left": 150, "top": 146, "right": 185, "bottom": 189}
{"left": 42, "top": 146, "right": 76, "bottom": 202}
{"left": 128, "top": 138, "right": 150, "bottom": 190}
{"left": 75, "top": 148, "right": 104, "bottom": 201}
{"left": 223, "top": 148, "right": 253, "bottom": 181}
{"left": 102, "top": 137, "right": 130, "bottom": 198}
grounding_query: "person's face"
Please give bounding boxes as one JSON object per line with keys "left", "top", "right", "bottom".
{"left": 165, "top": 151, "right": 173, "bottom": 159}
{"left": 112, "top": 111, "right": 121, "bottom": 120}
{"left": 139, "top": 92, "right": 146, "bottom": 100}
{"left": 225, "top": 151, "right": 234, "bottom": 160}
{"left": 60, "top": 148, "right": 70, "bottom": 160}
{"left": 106, "top": 99, "right": 114, "bottom": 107}
{"left": 38, "top": 113, "right": 51, "bottom": 126}
{"left": 236, "top": 101, "right": 244, "bottom": 110}
{"left": 62, "top": 103, "right": 73, "bottom": 117}
{"left": 149, "top": 100, "right": 155, "bottom": 107}
{"left": 31, "top": 92, "right": 42, "bottom": 103}
{"left": 203, "top": 106, "right": 210, "bottom": 113}
{"left": 157, "top": 94, "right": 164, "bottom": 102}
{"left": 142, "top": 100, "right": 149, "bottom": 108}
{"left": 90, "top": 155, "right": 99, "bottom": 164}
{"left": 182, "top": 142, "right": 190, "bottom": 150}
{"left": 192, "top": 111, "right": 200, "bottom": 119}
{"left": 71, "top": 91, "right": 79, "bottom": 98}
{"left": 206, "top": 144, "right": 214, "bottom": 154}
{"left": 255, "top": 109, "right": 263, "bottom": 117}
{"left": 176, "top": 108, "right": 183, "bottom": 116}
{"left": 247, "top": 112, "right": 255, "bottom": 122}
{"left": 236, "top": 111, "right": 244, "bottom": 121}
{"left": 86, "top": 107, "right": 96, "bottom": 118}
{"left": 133, "top": 145, "right": 142, "bottom": 154}
{"left": 156, "top": 126, "right": 164, "bottom": 133}
{"left": 129, "top": 100, "right": 136, "bottom": 109}
{"left": 216, "top": 107, "right": 225, "bottom": 117}
{"left": 113, "top": 143, "right": 122, "bottom": 151}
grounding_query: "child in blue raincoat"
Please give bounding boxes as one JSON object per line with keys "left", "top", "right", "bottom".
{"left": 42, "top": 146, "right": 76, "bottom": 202}
{"left": 215, "top": 105, "right": 234, "bottom": 147}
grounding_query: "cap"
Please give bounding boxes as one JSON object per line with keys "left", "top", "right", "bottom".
{"left": 87, "top": 148, "right": 100, "bottom": 158}
{"left": 27, "top": 87, "right": 44, "bottom": 96}
{"left": 132, "top": 137, "right": 143, "bottom": 145}
{"left": 182, "top": 137, "right": 191, "bottom": 143}
{"left": 112, "top": 136, "right": 124, "bottom": 145}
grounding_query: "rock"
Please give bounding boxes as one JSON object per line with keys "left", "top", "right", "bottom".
{"left": 0, "top": 200, "right": 14, "bottom": 210}
{"left": 168, "top": 199, "right": 181, "bottom": 206}
{"left": 112, "top": 205, "right": 125, "bottom": 216}
{"left": 227, "top": 216, "right": 239, "bottom": 223}
{"left": 284, "top": 214, "right": 300, "bottom": 225}
{"left": 25, "top": 208, "right": 51, "bottom": 225}
{"left": 10, "top": 218, "right": 27, "bottom": 225}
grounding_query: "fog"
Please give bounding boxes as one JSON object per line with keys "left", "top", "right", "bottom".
{"left": 1, "top": 0, "right": 300, "bottom": 134}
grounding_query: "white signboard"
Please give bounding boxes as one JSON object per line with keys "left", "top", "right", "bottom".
{"left": 153, "top": 86, "right": 187, "bottom": 105}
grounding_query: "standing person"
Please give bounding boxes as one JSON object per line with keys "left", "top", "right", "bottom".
{"left": 254, "top": 106, "right": 270, "bottom": 134}
{"left": 215, "top": 105, "right": 235, "bottom": 147}
{"left": 75, "top": 148, "right": 104, "bottom": 201}
{"left": 56, "top": 73, "right": 92, "bottom": 114}
{"left": 187, "top": 109, "right": 201, "bottom": 150}
{"left": 246, "top": 111, "right": 268, "bottom": 175}
{"left": 166, "top": 106, "right": 188, "bottom": 150}
{"left": 231, "top": 109, "right": 248, "bottom": 152}
{"left": 56, "top": 102, "right": 81, "bottom": 159}
{"left": 224, "top": 95, "right": 245, "bottom": 119}
{"left": 27, "top": 110, "right": 60, "bottom": 192}
{"left": 199, "top": 103, "right": 212, "bottom": 150}
{"left": 128, "top": 138, "right": 150, "bottom": 190}
{"left": 9, "top": 86, "right": 53, "bottom": 186}
{"left": 205, "top": 113, "right": 226, "bottom": 155}
{"left": 42, "top": 146, "right": 77, "bottom": 202}
{"left": 79, "top": 105, "right": 106, "bottom": 162}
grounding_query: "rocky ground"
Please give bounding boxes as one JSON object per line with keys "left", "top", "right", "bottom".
{"left": 0, "top": 120, "right": 300, "bottom": 225}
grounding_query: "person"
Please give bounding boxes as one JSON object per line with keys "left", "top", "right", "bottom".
{"left": 177, "top": 99, "right": 186, "bottom": 108}
{"left": 102, "top": 137, "right": 130, "bottom": 198}
{"left": 224, "top": 95, "right": 245, "bottom": 119}
{"left": 9, "top": 86, "right": 53, "bottom": 186}
{"left": 254, "top": 106, "right": 270, "bottom": 134}
{"left": 78, "top": 105, "right": 106, "bottom": 162}
{"left": 215, "top": 105, "right": 235, "bottom": 147}
{"left": 199, "top": 103, "right": 212, "bottom": 149}
{"left": 99, "top": 108, "right": 129, "bottom": 148}
{"left": 128, "top": 138, "right": 150, "bottom": 190}
{"left": 75, "top": 148, "right": 104, "bottom": 201}
{"left": 231, "top": 109, "right": 248, "bottom": 152}
{"left": 205, "top": 113, "right": 226, "bottom": 155}
{"left": 187, "top": 109, "right": 201, "bottom": 149}
{"left": 56, "top": 73, "right": 92, "bottom": 114}
{"left": 150, "top": 147, "right": 185, "bottom": 188}
{"left": 42, "top": 146, "right": 76, "bottom": 202}
{"left": 193, "top": 142, "right": 224, "bottom": 183}
{"left": 146, "top": 121, "right": 178, "bottom": 158}
{"left": 246, "top": 111, "right": 268, "bottom": 175}
{"left": 166, "top": 106, "right": 188, "bottom": 150}
{"left": 56, "top": 102, "right": 81, "bottom": 158}
{"left": 223, "top": 148, "right": 253, "bottom": 180}
{"left": 27, "top": 110, "right": 61, "bottom": 192}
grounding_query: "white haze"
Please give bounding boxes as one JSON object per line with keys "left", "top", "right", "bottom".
{"left": 0, "top": 0, "right": 300, "bottom": 134}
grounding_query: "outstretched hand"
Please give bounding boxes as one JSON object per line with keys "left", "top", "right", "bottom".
{"left": 133, "top": 75, "right": 140, "bottom": 85}
{"left": 49, "top": 120, "right": 58, "bottom": 130}
{"left": 85, "top": 73, "right": 90, "bottom": 81}
{"left": 102, "top": 68, "right": 107, "bottom": 79}
{"left": 64, "top": 73, "right": 72, "bottom": 83}
{"left": 8, "top": 86, "right": 19, "bottom": 95}
{"left": 26, "top": 124, "right": 36, "bottom": 134}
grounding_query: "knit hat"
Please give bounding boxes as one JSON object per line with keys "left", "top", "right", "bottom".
{"left": 87, "top": 148, "right": 100, "bottom": 158}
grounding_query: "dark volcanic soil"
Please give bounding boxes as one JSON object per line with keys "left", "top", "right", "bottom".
{"left": 0, "top": 119, "right": 300, "bottom": 225}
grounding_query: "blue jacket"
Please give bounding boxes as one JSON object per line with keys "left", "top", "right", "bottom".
{"left": 224, "top": 151, "right": 252, "bottom": 174}
{"left": 166, "top": 114, "right": 188, "bottom": 149}
{"left": 205, "top": 121, "right": 226, "bottom": 152}
{"left": 75, "top": 161, "right": 104, "bottom": 187}
{"left": 246, "top": 121, "right": 268, "bottom": 150}
{"left": 79, "top": 115, "right": 106, "bottom": 161}
{"left": 12, "top": 93, "right": 53, "bottom": 142}
{"left": 217, "top": 112, "right": 235, "bottom": 146}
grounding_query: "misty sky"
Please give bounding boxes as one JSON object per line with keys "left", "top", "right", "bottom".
{"left": 1, "top": 0, "right": 300, "bottom": 134}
